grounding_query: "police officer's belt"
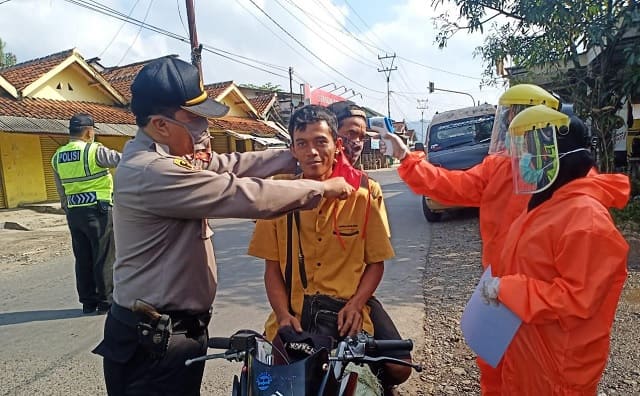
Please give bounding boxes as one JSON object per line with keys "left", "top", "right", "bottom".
{"left": 110, "top": 303, "right": 211, "bottom": 334}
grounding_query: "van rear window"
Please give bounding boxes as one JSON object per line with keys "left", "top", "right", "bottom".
{"left": 428, "top": 115, "right": 494, "bottom": 152}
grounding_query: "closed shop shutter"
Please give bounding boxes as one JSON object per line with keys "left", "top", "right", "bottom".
{"left": 40, "top": 136, "right": 66, "bottom": 201}
{"left": 211, "top": 131, "right": 230, "bottom": 154}
{"left": 0, "top": 169, "right": 6, "bottom": 209}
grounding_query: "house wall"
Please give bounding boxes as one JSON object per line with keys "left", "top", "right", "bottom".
{"left": 0, "top": 132, "right": 129, "bottom": 208}
{"left": 31, "top": 65, "right": 115, "bottom": 104}
{"left": 97, "top": 136, "right": 131, "bottom": 152}
{"left": 0, "top": 132, "right": 47, "bottom": 207}
{"left": 218, "top": 91, "right": 251, "bottom": 117}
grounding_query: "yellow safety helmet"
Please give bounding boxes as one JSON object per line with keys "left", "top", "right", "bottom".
{"left": 488, "top": 84, "right": 561, "bottom": 155}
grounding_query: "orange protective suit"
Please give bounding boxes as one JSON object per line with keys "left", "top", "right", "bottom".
{"left": 398, "top": 151, "right": 529, "bottom": 394}
{"left": 497, "top": 174, "right": 629, "bottom": 395}
{"left": 398, "top": 152, "right": 529, "bottom": 270}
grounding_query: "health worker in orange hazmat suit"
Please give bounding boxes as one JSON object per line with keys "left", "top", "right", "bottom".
{"left": 380, "top": 84, "right": 562, "bottom": 395}
{"left": 480, "top": 105, "right": 629, "bottom": 394}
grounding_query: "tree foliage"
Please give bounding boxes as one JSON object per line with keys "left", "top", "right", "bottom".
{"left": 241, "top": 82, "right": 283, "bottom": 92}
{"left": 0, "top": 38, "right": 17, "bottom": 68}
{"left": 432, "top": 0, "right": 640, "bottom": 171}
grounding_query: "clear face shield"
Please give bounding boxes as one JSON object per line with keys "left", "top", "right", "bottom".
{"left": 488, "top": 104, "right": 529, "bottom": 155}
{"left": 509, "top": 124, "right": 561, "bottom": 194}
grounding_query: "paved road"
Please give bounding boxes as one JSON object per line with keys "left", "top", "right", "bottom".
{"left": 0, "top": 169, "right": 431, "bottom": 395}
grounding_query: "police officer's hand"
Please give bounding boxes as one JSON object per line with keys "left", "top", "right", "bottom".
{"left": 338, "top": 300, "right": 363, "bottom": 337}
{"left": 380, "top": 133, "right": 410, "bottom": 160}
{"left": 278, "top": 314, "right": 303, "bottom": 333}
{"left": 322, "top": 177, "right": 355, "bottom": 200}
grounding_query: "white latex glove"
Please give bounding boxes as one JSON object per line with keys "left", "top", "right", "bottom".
{"left": 480, "top": 276, "right": 501, "bottom": 306}
{"left": 379, "top": 133, "right": 410, "bottom": 160}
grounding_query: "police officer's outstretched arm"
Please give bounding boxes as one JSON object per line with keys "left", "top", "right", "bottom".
{"left": 205, "top": 148, "right": 297, "bottom": 178}
{"left": 128, "top": 159, "right": 352, "bottom": 220}
{"left": 95, "top": 145, "right": 122, "bottom": 168}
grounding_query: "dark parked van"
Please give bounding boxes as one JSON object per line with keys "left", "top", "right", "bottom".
{"left": 421, "top": 104, "right": 496, "bottom": 221}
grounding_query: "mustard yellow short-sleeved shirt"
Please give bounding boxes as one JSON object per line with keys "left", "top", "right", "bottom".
{"left": 248, "top": 178, "right": 394, "bottom": 340}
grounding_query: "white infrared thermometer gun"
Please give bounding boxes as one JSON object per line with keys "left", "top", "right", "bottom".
{"left": 367, "top": 117, "right": 395, "bottom": 156}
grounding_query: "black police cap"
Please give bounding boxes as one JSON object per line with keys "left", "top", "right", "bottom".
{"left": 69, "top": 113, "right": 97, "bottom": 130}
{"left": 130, "top": 57, "right": 229, "bottom": 119}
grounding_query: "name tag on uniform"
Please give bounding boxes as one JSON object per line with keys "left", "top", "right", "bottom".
{"left": 58, "top": 150, "right": 81, "bottom": 163}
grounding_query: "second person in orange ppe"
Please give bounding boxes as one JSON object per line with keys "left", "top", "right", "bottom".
{"left": 380, "top": 84, "right": 561, "bottom": 395}
{"left": 481, "top": 106, "right": 629, "bottom": 394}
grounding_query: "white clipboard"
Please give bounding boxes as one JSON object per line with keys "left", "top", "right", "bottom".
{"left": 460, "top": 266, "right": 522, "bottom": 368}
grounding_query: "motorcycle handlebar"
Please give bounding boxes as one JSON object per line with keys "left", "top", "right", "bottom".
{"left": 368, "top": 339, "right": 413, "bottom": 353}
{"left": 208, "top": 337, "right": 231, "bottom": 350}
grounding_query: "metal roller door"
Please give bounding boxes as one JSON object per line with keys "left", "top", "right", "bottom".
{"left": 211, "top": 131, "right": 230, "bottom": 154}
{"left": 0, "top": 170, "right": 6, "bottom": 209}
{"left": 39, "top": 136, "right": 65, "bottom": 201}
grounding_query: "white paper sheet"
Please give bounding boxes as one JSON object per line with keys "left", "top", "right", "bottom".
{"left": 460, "top": 266, "right": 522, "bottom": 368}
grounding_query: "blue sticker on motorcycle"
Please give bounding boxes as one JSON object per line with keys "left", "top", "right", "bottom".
{"left": 256, "top": 372, "right": 272, "bottom": 391}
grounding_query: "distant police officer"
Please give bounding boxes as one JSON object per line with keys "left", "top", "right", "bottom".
{"left": 92, "top": 57, "right": 353, "bottom": 395}
{"left": 51, "top": 113, "right": 121, "bottom": 315}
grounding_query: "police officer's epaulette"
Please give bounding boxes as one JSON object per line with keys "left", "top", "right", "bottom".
{"left": 173, "top": 158, "right": 195, "bottom": 170}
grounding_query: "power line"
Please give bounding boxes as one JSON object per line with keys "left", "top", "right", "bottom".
{"left": 97, "top": 0, "right": 141, "bottom": 58}
{"left": 398, "top": 56, "right": 482, "bottom": 80}
{"left": 309, "top": 0, "right": 379, "bottom": 57}
{"left": 332, "top": 0, "right": 391, "bottom": 53}
{"left": 340, "top": 0, "right": 484, "bottom": 81}
{"left": 117, "top": 0, "right": 154, "bottom": 66}
{"left": 276, "top": 0, "right": 378, "bottom": 69}
{"left": 176, "top": 0, "right": 189, "bottom": 36}
{"left": 61, "top": 0, "right": 295, "bottom": 81}
{"left": 236, "top": 0, "right": 338, "bottom": 86}
{"left": 245, "top": 0, "right": 385, "bottom": 94}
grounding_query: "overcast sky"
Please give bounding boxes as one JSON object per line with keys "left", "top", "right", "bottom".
{"left": 0, "top": 0, "right": 507, "bottom": 141}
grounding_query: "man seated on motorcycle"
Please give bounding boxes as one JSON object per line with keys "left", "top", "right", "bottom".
{"left": 248, "top": 105, "right": 412, "bottom": 395}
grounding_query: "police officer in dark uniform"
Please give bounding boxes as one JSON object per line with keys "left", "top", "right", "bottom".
{"left": 92, "top": 57, "right": 353, "bottom": 395}
{"left": 52, "top": 114, "right": 121, "bottom": 314}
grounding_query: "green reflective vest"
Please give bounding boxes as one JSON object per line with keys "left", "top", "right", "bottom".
{"left": 51, "top": 140, "right": 114, "bottom": 208}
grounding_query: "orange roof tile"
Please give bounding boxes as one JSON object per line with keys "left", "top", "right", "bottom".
{"left": 205, "top": 81, "right": 233, "bottom": 99}
{"left": 0, "top": 49, "right": 74, "bottom": 91}
{"left": 249, "top": 93, "right": 276, "bottom": 117}
{"left": 0, "top": 95, "right": 134, "bottom": 124}
{"left": 209, "top": 116, "right": 279, "bottom": 136}
{"left": 101, "top": 55, "right": 177, "bottom": 101}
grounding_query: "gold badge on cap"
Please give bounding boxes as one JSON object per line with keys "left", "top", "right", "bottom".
{"left": 173, "top": 158, "right": 195, "bottom": 170}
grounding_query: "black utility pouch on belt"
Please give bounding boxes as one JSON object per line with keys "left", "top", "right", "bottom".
{"left": 133, "top": 300, "right": 172, "bottom": 359}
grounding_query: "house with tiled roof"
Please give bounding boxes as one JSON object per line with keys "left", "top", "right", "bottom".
{"left": 203, "top": 81, "right": 289, "bottom": 152}
{"left": 0, "top": 48, "right": 134, "bottom": 208}
{"left": 93, "top": 55, "right": 176, "bottom": 101}
{"left": 0, "top": 49, "right": 289, "bottom": 208}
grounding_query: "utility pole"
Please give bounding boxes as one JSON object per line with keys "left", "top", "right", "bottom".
{"left": 416, "top": 99, "right": 428, "bottom": 143}
{"left": 377, "top": 53, "right": 397, "bottom": 119}
{"left": 289, "top": 66, "right": 294, "bottom": 111}
{"left": 185, "top": 0, "right": 203, "bottom": 82}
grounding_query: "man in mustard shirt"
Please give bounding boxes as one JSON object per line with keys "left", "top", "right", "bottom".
{"left": 248, "top": 105, "right": 411, "bottom": 395}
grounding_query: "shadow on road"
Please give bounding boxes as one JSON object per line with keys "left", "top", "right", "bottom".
{"left": 0, "top": 308, "right": 85, "bottom": 326}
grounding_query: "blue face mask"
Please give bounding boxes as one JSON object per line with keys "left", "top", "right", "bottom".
{"left": 519, "top": 148, "right": 589, "bottom": 185}
{"left": 519, "top": 153, "right": 544, "bottom": 184}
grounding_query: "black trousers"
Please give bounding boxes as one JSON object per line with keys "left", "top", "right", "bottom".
{"left": 66, "top": 203, "right": 114, "bottom": 306}
{"left": 94, "top": 310, "right": 209, "bottom": 396}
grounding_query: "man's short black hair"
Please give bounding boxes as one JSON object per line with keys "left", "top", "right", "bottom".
{"left": 327, "top": 101, "right": 366, "bottom": 128}
{"left": 288, "top": 105, "right": 338, "bottom": 140}
{"left": 69, "top": 126, "right": 88, "bottom": 136}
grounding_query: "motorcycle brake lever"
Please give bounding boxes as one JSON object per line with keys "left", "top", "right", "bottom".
{"left": 356, "top": 356, "right": 423, "bottom": 372}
